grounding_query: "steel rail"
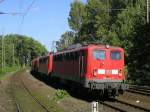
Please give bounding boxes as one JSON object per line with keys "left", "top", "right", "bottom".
{"left": 128, "top": 85, "right": 150, "bottom": 96}
{"left": 127, "top": 89, "right": 150, "bottom": 96}
{"left": 16, "top": 102, "right": 21, "bottom": 112}
{"left": 130, "top": 85, "right": 150, "bottom": 90}
{"left": 99, "top": 101, "right": 127, "bottom": 112}
{"left": 115, "top": 99, "right": 150, "bottom": 112}
{"left": 99, "top": 98, "right": 150, "bottom": 112}
{"left": 20, "top": 77, "right": 50, "bottom": 112}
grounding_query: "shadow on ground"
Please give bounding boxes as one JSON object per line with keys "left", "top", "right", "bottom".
{"left": 30, "top": 72, "right": 115, "bottom": 102}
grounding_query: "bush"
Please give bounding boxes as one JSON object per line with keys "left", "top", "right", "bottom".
{"left": 53, "top": 89, "right": 69, "bottom": 101}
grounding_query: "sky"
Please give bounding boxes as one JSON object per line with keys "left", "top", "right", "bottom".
{"left": 0, "top": 0, "right": 86, "bottom": 51}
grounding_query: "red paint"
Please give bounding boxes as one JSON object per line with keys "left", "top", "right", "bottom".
{"left": 31, "top": 44, "right": 124, "bottom": 82}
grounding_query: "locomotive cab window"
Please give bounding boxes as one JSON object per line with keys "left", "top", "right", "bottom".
{"left": 111, "top": 51, "right": 121, "bottom": 60}
{"left": 93, "top": 50, "right": 105, "bottom": 60}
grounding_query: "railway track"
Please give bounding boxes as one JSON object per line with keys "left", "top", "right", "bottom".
{"left": 127, "top": 85, "right": 150, "bottom": 96}
{"left": 11, "top": 70, "right": 50, "bottom": 112}
{"left": 99, "top": 98, "right": 150, "bottom": 112}
{"left": 19, "top": 77, "right": 50, "bottom": 112}
{"left": 15, "top": 102, "right": 21, "bottom": 112}
{"left": 11, "top": 70, "right": 150, "bottom": 112}
{"left": 10, "top": 71, "right": 22, "bottom": 112}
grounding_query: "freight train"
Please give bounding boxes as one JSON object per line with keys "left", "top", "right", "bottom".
{"left": 31, "top": 44, "right": 128, "bottom": 97}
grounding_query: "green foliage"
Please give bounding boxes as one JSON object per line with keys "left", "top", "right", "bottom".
{"left": 57, "top": 31, "right": 75, "bottom": 51}
{"left": 125, "top": 79, "right": 135, "bottom": 85}
{"left": 124, "top": 65, "right": 128, "bottom": 80}
{"left": 57, "top": 0, "right": 150, "bottom": 86}
{"left": 67, "top": 0, "right": 146, "bottom": 47}
{"left": 0, "top": 66, "right": 19, "bottom": 80}
{"left": 0, "top": 34, "right": 48, "bottom": 67}
{"left": 128, "top": 24, "right": 150, "bottom": 86}
{"left": 68, "top": 0, "right": 86, "bottom": 32}
{"left": 53, "top": 89, "right": 69, "bottom": 101}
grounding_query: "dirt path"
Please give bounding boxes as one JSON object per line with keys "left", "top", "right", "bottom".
{"left": 0, "top": 73, "right": 16, "bottom": 112}
{"left": 0, "top": 70, "right": 114, "bottom": 112}
{"left": 20, "top": 70, "right": 115, "bottom": 112}
{"left": 20, "top": 70, "right": 91, "bottom": 112}
{"left": 0, "top": 69, "right": 149, "bottom": 112}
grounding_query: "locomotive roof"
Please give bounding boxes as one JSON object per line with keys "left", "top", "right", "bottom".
{"left": 54, "top": 44, "right": 123, "bottom": 55}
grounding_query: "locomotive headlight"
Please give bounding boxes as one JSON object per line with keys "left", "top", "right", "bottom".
{"left": 106, "top": 44, "right": 110, "bottom": 49}
{"left": 98, "top": 69, "right": 105, "bottom": 74}
{"left": 112, "top": 69, "right": 118, "bottom": 75}
{"left": 119, "top": 69, "right": 122, "bottom": 76}
{"left": 93, "top": 69, "right": 105, "bottom": 76}
{"left": 93, "top": 69, "right": 97, "bottom": 76}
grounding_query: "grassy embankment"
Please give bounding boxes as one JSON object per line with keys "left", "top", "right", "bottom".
{"left": 0, "top": 66, "right": 19, "bottom": 80}
{"left": 11, "top": 70, "right": 67, "bottom": 112}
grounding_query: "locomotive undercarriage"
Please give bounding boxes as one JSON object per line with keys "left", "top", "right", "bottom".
{"left": 85, "top": 80, "right": 129, "bottom": 97}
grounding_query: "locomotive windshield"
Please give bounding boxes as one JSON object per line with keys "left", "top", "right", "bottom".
{"left": 93, "top": 50, "right": 105, "bottom": 60}
{"left": 111, "top": 51, "right": 121, "bottom": 60}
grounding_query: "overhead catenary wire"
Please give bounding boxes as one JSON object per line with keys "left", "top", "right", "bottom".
{"left": 24, "top": 0, "right": 36, "bottom": 16}
{"left": 18, "top": 0, "right": 36, "bottom": 34}
{"left": 18, "top": 0, "right": 24, "bottom": 34}
{"left": 0, "top": 0, "right": 24, "bottom": 16}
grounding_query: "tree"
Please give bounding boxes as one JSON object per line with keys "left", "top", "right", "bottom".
{"left": 68, "top": 0, "right": 86, "bottom": 33}
{"left": 63, "top": 0, "right": 149, "bottom": 85}
{"left": 113, "top": 1, "right": 146, "bottom": 57}
{"left": 128, "top": 23, "right": 150, "bottom": 86}
{"left": 0, "top": 34, "right": 48, "bottom": 67}
{"left": 57, "top": 31, "right": 75, "bottom": 51}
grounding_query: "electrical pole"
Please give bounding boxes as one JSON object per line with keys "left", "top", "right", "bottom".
{"left": 147, "top": 0, "right": 149, "bottom": 23}
{"left": 1, "top": 28, "right": 5, "bottom": 69}
{"left": 1, "top": 35, "right": 3, "bottom": 69}
{"left": 3, "top": 35, "right": 5, "bottom": 68}
{"left": 12, "top": 44, "right": 15, "bottom": 65}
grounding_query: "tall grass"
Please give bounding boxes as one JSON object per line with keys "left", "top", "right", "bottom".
{"left": 0, "top": 66, "right": 19, "bottom": 80}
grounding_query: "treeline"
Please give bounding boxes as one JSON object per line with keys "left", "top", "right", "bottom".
{"left": 57, "top": 0, "right": 150, "bottom": 86}
{"left": 0, "top": 34, "right": 48, "bottom": 68}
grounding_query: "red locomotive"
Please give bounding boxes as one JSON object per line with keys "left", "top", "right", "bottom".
{"left": 31, "top": 52, "right": 53, "bottom": 75}
{"left": 31, "top": 44, "right": 128, "bottom": 97}
{"left": 31, "top": 58, "right": 39, "bottom": 73}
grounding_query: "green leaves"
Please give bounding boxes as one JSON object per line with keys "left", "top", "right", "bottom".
{"left": 58, "top": 0, "right": 150, "bottom": 85}
{"left": 0, "top": 34, "right": 48, "bottom": 67}
{"left": 128, "top": 24, "right": 150, "bottom": 86}
{"left": 57, "top": 31, "right": 75, "bottom": 51}
{"left": 68, "top": 0, "right": 86, "bottom": 32}
{"left": 53, "top": 89, "right": 69, "bottom": 101}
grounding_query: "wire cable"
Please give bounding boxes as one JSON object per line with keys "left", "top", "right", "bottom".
{"left": 24, "top": 0, "right": 36, "bottom": 16}
{"left": 18, "top": 0, "right": 36, "bottom": 34}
